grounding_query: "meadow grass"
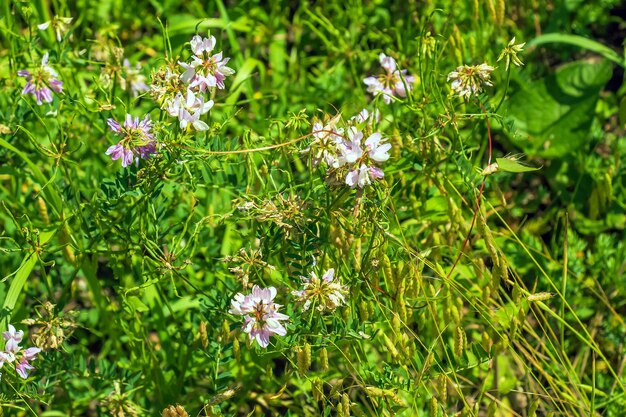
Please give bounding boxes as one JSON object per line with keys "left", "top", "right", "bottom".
{"left": 1, "top": 0, "right": 625, "bottom": 416}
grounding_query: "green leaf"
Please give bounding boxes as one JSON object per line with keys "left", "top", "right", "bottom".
{"left": 505, "top": 59, "right": 612, "bottom": 158}
{"left": 126, "top": 296, "right": 150, "bottom": 313}
{"left": 1, "top": 251, "right": 38, "bottom": 329}
{"left": 528, "top": 34, "right": 624, "bottom": 68}
{"left": 495, "top": 157, "right": 541, "bottom": 173}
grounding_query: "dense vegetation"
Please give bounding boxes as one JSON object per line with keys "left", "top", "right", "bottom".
{"left": 1, "top": 1, "right": 625, "bottom": 416}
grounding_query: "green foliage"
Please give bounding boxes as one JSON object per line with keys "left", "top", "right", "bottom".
{"left": 1, "top": 0, "right": 625, "bottom": 416}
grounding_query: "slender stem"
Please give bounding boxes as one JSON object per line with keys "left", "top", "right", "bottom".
{"left": 446, "top": 100, "right": 493, "bottom": 280}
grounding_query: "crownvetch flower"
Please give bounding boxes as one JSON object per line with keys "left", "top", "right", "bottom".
{"left": 447, "top": 63, "right": 495, "bottom": 99}
{"left": 363, "top": 53, "right": 415, "bottom": 104}
{"left": 292, "top": 268, "right": 348, "bottom": 312}
{"left": 18, "top": 52, "right": 63, "bottom": 105}
{"left": 1, "top": 324, "right": 42, "bottom": 380}
{"left": 179, "top": 33, "right": 235, "bottom": 92}
{"left": 105, "top": 114, "right": 156, "bottom": 167}
{"left": 166, "top": 89, "right": 214, "bottom": 131}
{"left": 229, "top": 285, "right": 289, "bottom": 348}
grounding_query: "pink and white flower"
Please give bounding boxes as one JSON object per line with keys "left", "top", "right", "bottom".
{"left": 166, "top": 90, "right": 214, "bottom": 131}
{"left": 349, "top": 108, "right": 381, "bottom": 126}
{"left": 121, "top": 59, "right": 149, "bottom": 97}
{"left": 363, "top": 53, "right": 414, "bottom": 104}
{"left": 18, "top": 52, "right": 63, "bottom": 105}
{"left": 105, "top": 114, "right": 156, "bottom": 167}
{"left": 338, "top": 127, "right": 390, "bottom": 188}
{"left": 306, "top": 117, "right": 345, "bottom": 167}
{"left": 179, "top": 34, "right": 235, "bottom": 92}
{"left": 229, "top": 285, "right": 289, "bottom": 348}
{"left": 3, "top": 324, "right": 23, "bottom": 353}
{"left": 1, "top": 324, "right": 41, "bottom": 380}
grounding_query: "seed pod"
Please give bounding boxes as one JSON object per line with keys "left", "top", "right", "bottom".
{"left": 487, "top": 0, "right": 497, "bottom": 23}
{"left": 383, "top": 334, "right": 400, "bottom": 360}
{"left": 312, "top": 378, "right": 323, "bottom": 402}
{"left": 221, "top": 319, "right": 230, "bottom": 343}
{"left": 59, "top": 222, "right": 76, "bottom": 264}
{"left": 351, "top": 404, "right": 368, "bottom": 417}
{"left": 382, "top": 254, "right": 394, "bottom": 291}
{"left": 199, "top": 321, "right": 209, "bottom": 349}
{"left": 512, "top": 283, "right": 522, "bottom": 304}
{"left": 437, "top": 374, "right": 447, "bottom": 404}
{"left": 396, "top": 294, "right": 407, "bottom": 323}
{"left": 329, "top": 379, "right": 343, "bottom": 398}
{"left": 496, "top": 0, "right": 505, "bottom": 25}
{"left": 353, "top": 238, "right": 361, "bottom": 272}
{"left": 509, "top": 318, "right": 518, "bottom": 341}
{"left": 320, "top": 347, "right": 329, "bottom": 371}
{"left": 297, "top": 343, "right": 311, "bottom": 376}
{"left": 342, "top": 305, "right": 351, "bottom": 322}
{"left": 454, "top": 326, "right": 465, "bottom": 358}
{"left": 359, "top": 300, "right": 370, "bottom": 322}
{"left": 391, "top": 314, "right": 402, "bottom": 339}
{"left": 36, "top": 197, "right": 49, "bottom": 225}
{"left": 482, "top": 332, "right": 492, "bottom": 353}
{"left": 423, "top": 351, "right": 434, "bottom": 375}
{"left": 233, "top": 338, "right": 240, "bottom": 361}
{"left": 430, "top": 396, "right": 438, "bottom": 417}
{"left": 341, "top": 393, "right": 350, "bottom": 417}
{"left": 528, "top": 292, "right": 553, "bottom": 302}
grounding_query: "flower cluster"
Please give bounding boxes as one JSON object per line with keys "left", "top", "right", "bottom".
{"left": 292, "top": 268, "right": 348, "bottom": 312}
{"left": 38, "top": 15, "right": 72, "bottom": 42}
{"left": 497, "top": 37, "right": 525, "bottom": 71}
{"left": 0, "top": 324, "right": 41, "bottom": 379}
{"left": 121, "top": 59, "right": 149, "bottom": 97}
{"left": 307, "top": 111, "right": 391, "bottom": 188}
{"left": 447, "top": 63, "right": 495, "bottom": 99}
{"left": 229, "top": 286, "right": 289, "bottom": 348}
{"left": 106, "top": 114, "right": 156, "bottom": 167}
{"left": 363, "top": 53, "right": 414, "bottom": 104}
{"left": 150, "top": 33, "right": 234, "bottom": 132}
{"left": 179, "top": 34, "right": 235, "bottom": 92}
{"left": 18, "top": 52, "right": 63, "bottom": 105}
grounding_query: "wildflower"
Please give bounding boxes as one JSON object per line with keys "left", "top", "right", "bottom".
{"left": 497, "top": 37, "right": 525, "bottom": 71}
{"left": 447, "top": 63, "right": 494, "bottom": 99}
{"left": 229, "top": 285, "right": 289, "bottom": 348}
{"left": 18, "top": 52, "right": 63, "bottom": 105}
{"left": 179, "top": 33, "right": 235, "bottom": 92}
{"left": 293, "top": 268, "right": 348, "bottom": 312}
{"left": 340, "top": 128, "right": 390, "bottom": 188}
{"left": 15, "top": 347, "right": 41, "bottom": 379}
{"left": 106, "top": 114, "right": 156, "bottom": 167}
{"left": 1, "top": 324, "right": 42, "bottom": 379}
{"left": 37, "top": 16, "right": 72, "bottom": 42}
{"left": 150, "top": 64, "right": 187, "bottom": 109}
{"left": 166, "top": 89, "right": 214, "bottom": 131}
{"left": 349, "top": 108, "right": 381, "bottom": 126}
{"left": 306, "top": 115, "right": 344, "bottom": 167}
{"left": 3, "top": 324, "right": 24, "bottom": 353}
{"left": 363, "top": 53, "right": 415, "bottom": 104}
{"left": 121, "top": 59, "right": 149, "bottom": 97}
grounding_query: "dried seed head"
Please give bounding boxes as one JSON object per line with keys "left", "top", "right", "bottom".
{"left": 162, "top": 405, "right": 188, "bottom": 417}
{"left": 198, "top": 321, "right": 209, "bottom": 349}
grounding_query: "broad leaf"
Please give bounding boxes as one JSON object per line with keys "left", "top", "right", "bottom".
{"left": 505, "top": 59, "right": 612, "bottom": 158}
